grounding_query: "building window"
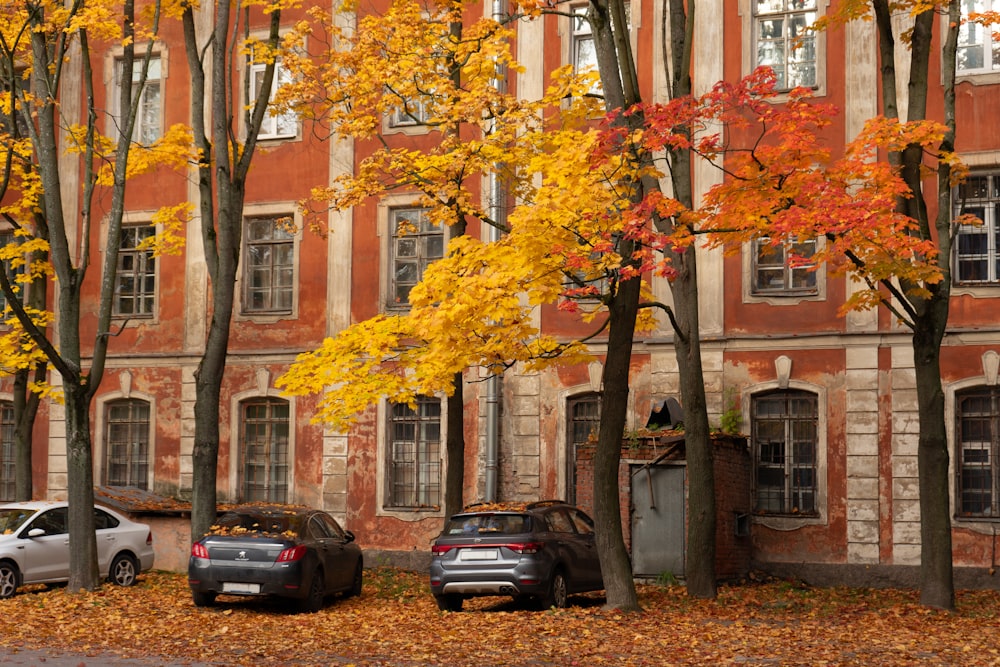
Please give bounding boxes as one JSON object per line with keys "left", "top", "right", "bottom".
{"left": 752, "top": 389, "right": 818, "bottom": 515}
{"left": 570, "top": 3, "right": 632, "bottom": 93}
{"left": 240, "top": 398, "right": 289, "bottom": 503}
{"left": 243, "top": 216, "right": 294, "bottom": 313}
{"left": 114, "top": 225, "right": 156, "bottom": 317}
{"left": 0, "top": 230, "right": 17, "bottom": 314}
{"left": 567, "top": 394, "right": 601, "bottom": 505}
{"left": 104, "top": 399, "right": 150, "bottom": 489}
{"left": 0, "top": 401, "right": 13, "bottom": 501}
{"left": 954, "top": 171, "right": 1000, "bottom": 283}
{"left": 389, "top": 208, "right": 443, "bottom": 308}
{"left": 387, "top": 396, "right": 441, "bottom": 509}
{"left": 572, "top": 6, "right": 598, "bottom": 78}
{"left": 958, "top": 0, "right": 1000, "bottom": 74}
{"left": 250, "top": 59, "right": 296, "bottom": 140}
{"left": 1, "top": 68, "right": 31, "bottom": 138}
{"left": 114, "top": 55, "right": 162, "bottom": 145}
{"left": 388, "top": 98, "right": 431, "bottom": 128}
{"left": 754, "top": 0, "right": 817, "bottom": 90}
{"left": 956, "top": 387, "right": 1000, "bottom": 518}
{"left": 752, "top": 237, "right": 817, "bottom": 294}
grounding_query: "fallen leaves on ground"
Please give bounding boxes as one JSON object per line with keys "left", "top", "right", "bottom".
{"left": 0, "top": 569, "right": 998, "bottom": 666}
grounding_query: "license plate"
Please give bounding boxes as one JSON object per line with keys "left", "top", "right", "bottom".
{"left": 222, "top": 582, "right": 261, "bottom": 594}
{"left": 459, "top": 549, "right": 498, "bottom": 561}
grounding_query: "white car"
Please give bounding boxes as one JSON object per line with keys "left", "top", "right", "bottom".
{"left": 0, "top": 500, "right": 155, "bottom": 598}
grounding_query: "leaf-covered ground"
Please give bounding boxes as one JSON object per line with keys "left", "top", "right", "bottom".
{"left": 0, "top": 568, "right": 998, "bottom": 666}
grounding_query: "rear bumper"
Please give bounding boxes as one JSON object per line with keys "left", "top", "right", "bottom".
{"left": 429, "top": 564, "right": 549, "bottom": 598}
{"left": 188, "top": 558, "right": 308, "bottom": 599}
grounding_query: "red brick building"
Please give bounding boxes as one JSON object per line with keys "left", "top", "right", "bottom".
{"left": 4, "top": 0, "right": 1000, "bottom": 587}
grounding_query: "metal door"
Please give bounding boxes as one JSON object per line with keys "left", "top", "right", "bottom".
{"left": 630, "top": 464, "right": 685, "bottom": 577}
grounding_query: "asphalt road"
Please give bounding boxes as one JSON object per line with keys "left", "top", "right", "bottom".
{"left": 0, "top": 647, "right": 216, "bottom": 666}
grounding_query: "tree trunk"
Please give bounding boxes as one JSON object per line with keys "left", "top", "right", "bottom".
{"left": 913, "top": 304, "right": 954, "bottom": 609}
{"left": 12, "top": 365, "right": 43, "bottom": 501}
{"left": 670, "top": 263, "right": 716, "bottom": 598}
{"left": 445, "top": 373, "right": 465, "bottom": 518}
{"left": 65, "top": 383, "right": 99, "bottom": 592}
{"left": 191, "top": 206, "right": 240, "bottom": 540}
{"left": 593, "top": 269, "right": 642, "bottom": 612}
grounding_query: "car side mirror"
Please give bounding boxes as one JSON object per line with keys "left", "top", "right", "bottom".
{"left": 344, "top": 530, "right": 355, "bottom": 543}
{"left": 26, "top": 528, "right": 45, "bottom": 538}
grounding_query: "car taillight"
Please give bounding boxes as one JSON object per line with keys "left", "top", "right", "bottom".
{"left": 146, "top": 530, "right": 153, "bottom": 546}
{"left": 508, "top": 542, "right": 543, "bottom": 554}
{"left": 276, "top": 545, "right": 306, "bottom": 562}
{"left": 191, "top": 542, "right": 209, "bottom": 559}
{"left": 431, "top": 544, "right": 455, "bottom": 556}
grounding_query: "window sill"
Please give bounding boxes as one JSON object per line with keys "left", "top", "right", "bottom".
{"left": 745, "top": 291, "right": 823, "bottom": 306}
{"left": 378, "top": 506, "right": 443, "bottom": 521}
{"left": 956, "top": 71, "right": 1000, "bottom": 86}
{"left": 952, "top": 516, "right": 1000, "bottom": 535}
{"left": 753, "top": 513, "right": 824, "bottom": 531}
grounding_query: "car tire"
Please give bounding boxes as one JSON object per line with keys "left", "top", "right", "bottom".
{"left": 538, "top": 569, "right": 568, "bottom": 609}
{"left": 192, "top": 591, "right": 217, "bottom": 607}
{"left": 0, "top": 562, "right": 20, "bottom": 599}
{"left": 298, "top": 567, "right": 326, "bottom": 613}
{"left": 346, "top": 560, "right": 363, "bottom": 598}
{"left": 108, "top": 553, "right": 139, "bottom": 587}
{"left": 435, "top": 593, "right": 463, "bottom": 612}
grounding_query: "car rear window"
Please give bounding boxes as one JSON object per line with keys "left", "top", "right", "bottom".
{"left": 217, "top": 512, "right": 305, "bottom": 535}
{"left": 444, "top": 513, "right": 530, "bottom": 536}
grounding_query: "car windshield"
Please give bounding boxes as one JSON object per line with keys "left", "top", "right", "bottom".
{"left": 216, "top": 511, "right": 306, "bottom": 536}
{"left": 0, "top": 508, "right": 36, "bottom": 535}
{"left": 444, "top": 513, "right": 529, "bottom": 536}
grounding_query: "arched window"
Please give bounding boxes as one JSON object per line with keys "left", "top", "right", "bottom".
{"left": 240, "top": 397, "right": 290, "bottom": 503}
{"left": 752, "top": 389, "right": 818, "bottom": 515}
{"left": 104, "top": 398, "right": 151, "bottom": 489}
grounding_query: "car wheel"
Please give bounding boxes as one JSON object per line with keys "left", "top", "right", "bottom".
{"left": 539, "top": 569, "right": 568, "bottom": 609}
{"left": 297, "top": 567, "right": 325, "bottom": 613}
{"left": 192, "top": 591, "right": 217, "bottom": 607}
{"left": 347, "top": 560, "right": 363, "bottom": 598}
{"left": 108, "top": 553, "right": 139, "bottom": 587}
{"left": 0, "top": 562, "right": 19, "bottom": 599}
{"left": 435, "top": 593, "right": 463, "bottom": 612}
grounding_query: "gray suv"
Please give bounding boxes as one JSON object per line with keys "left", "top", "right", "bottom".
{"left": 429, "top": 500, "right": 603, "bottom": 611}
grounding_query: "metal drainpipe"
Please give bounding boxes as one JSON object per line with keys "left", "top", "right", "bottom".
{"left": 483, "top": 0, "right": 506, "bottom": 503}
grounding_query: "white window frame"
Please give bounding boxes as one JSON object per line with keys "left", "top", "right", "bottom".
{"left": 387, "top": 98, "right": 431, "bottom": 130}
{"left": 958, "top": 0, "right": 1000, "bottom": 77}
{"left": 112, "top": 53, "right": 163, "bottom": 145}
{"left": 565, "top": 2, "right": 637, "bottom": 94}
{"left": 740, "top": 0, "right": 827, "bottom": 97}
{"left": 953, "top": 169, "right": 1000, "bottom": 285}
{"left": 249, "top": 58, "right": 297, "bottom": 141}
